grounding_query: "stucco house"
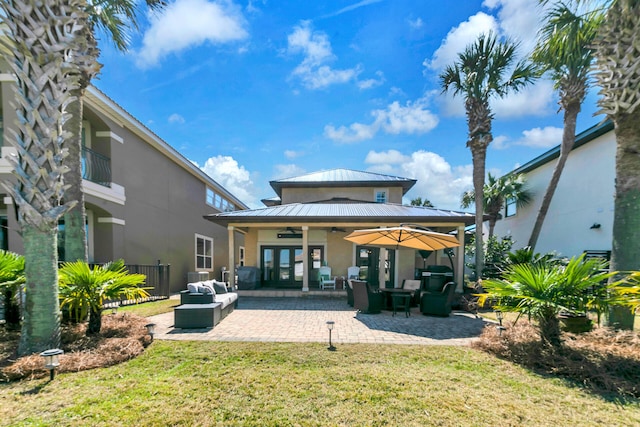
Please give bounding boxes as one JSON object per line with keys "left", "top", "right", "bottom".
{"left": 492, "top": 120, "right": 615, "bottom": 258}
{"left": 0, "top": 71, "right": 248, "bottom": 293}
{"left": 205, "top": 168, "right": 475, "bottom": 292}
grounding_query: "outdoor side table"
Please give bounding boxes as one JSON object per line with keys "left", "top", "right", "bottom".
{"left": 391, "top": 293, "right": 412, "bottom": 317}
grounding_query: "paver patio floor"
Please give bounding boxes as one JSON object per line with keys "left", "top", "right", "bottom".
{"left": 148, "top": 296, "right": 491, "bottom": 346}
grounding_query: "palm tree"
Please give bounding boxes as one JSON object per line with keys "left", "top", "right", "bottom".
{"left": 461, "top": 173, "right": 532, "bottom": 239}
{"left": 441, "top": 32, "right": 537, "bottom": 280}
{"left": 528, "top": 2, "right": 605, "bottom": 250}
{"left": 479, "top": 254, "right": 619, "bottom": 347}
{"left": 63, "top": 0, "right": 166, "bottom": 262}
{"left": 592, "top": 0, "right": 640, "bottom": 329}
{"left": 410, "top": 197, "right": 434, "bottom": 207}
{"left": 0, "top": 0, "right": 85, "bottom": 355}
{"left": 59, "top": 259, "right": 148, "bottom": 334}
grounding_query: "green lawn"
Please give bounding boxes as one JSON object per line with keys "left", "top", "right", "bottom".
{"left": 1, "top": 341, "right": 638, "bottom": 426}
{"left": 117, "top": 298, "right": 178, "bottom": 317}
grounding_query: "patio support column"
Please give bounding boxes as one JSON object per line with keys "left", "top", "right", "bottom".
{"left": 379, "top": 247, "right": 387, "bottom": 288}
{"left": 302, "top": 226, "right": 309, "bottom": 292}
{"left": 456, "top": 225, "right": 465, "bottom": 292}
{"left": 228, "top": 226, "right": 236, "bottom": 289}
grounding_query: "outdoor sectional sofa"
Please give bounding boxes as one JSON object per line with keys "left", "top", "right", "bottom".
{"left": 174, "top": 280, "right": 238, "bottom": 328}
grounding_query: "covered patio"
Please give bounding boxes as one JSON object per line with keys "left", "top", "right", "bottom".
{"left": 205, "top": 203, "right": 476, "bottom": 292}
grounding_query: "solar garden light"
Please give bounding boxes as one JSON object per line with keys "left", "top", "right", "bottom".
{"left": 40, "top": 349, "right": 63, "bottom": 381}
{"left": 145, "top": 323, "right": 157, "bottom": 342}
{"left": 495, "top": 310, "right": 506, "bottom": 336}
{"left": 326, "top": 321, "right": 336, "bottom": 351}
{"left": 111, "top": 303, "right": 119, "bottom": 315}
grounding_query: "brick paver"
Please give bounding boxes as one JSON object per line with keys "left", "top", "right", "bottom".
{"left": 148, "top": 296, "right": 490, "bottom": 345}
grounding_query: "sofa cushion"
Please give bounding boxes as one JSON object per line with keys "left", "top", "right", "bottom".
{"left": 215, "top": 292, "right": 238, "bottom": 310}
{"left": 199, "top": 282, "right": 215, "bottom": 295}
{"left": 212, "top": 280, "right": 227, "bottom": 294}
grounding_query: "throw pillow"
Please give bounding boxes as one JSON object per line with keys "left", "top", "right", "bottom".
{"left": 212, "top": 280, "right": 228, "bottom": 294}
{"left": 187, "top": 282, "right": 199, "bottom": 293}
{"left": 198, "top": 283, "right": 215, "bottom": 295}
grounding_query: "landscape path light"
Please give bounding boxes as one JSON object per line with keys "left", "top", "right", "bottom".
{"left": 326, "top": 321, "right": 336, "bottom": 351}
{"left": 40, "top": 348, "right": 63, "bottom": 381}
{"left": 495, "top": 310, "right": 506, "bottom": 336}
{"left": 145, "top": 323, "right": 157, "bottom": 342}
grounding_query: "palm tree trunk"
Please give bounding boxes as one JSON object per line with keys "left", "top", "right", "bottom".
{"left": 606, "top": 112, "right": 640, "bottom": 330}
{"left": 472, "top": 146, "right": 487, "bottom": 279}
{"left": 63, "top": 93, "right": 88, "bottom": 263}
{"left": 87, "top": 306, "right": 102, "bottom": 335}
{"left": 539, "top": 309, "right": 561, "bottom": 348}
{"left": 18, "top": 227, "right": 61, "bottom": 355}
{"left": 528, "top": 102, "right": 580, "bottom": 251}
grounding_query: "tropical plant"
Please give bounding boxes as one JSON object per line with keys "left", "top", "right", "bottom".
{"left": 479, "top": 254, "right": 620, "bottom": 347}
{"left": 410, "top": 197, "right": 434, "bottom": 207}
{"left": 62, "top": 0, "right": 166, "bottom": 262}
{"left": 506, "top": 247, "right": 557, "bottom": 267}
{"left": 461, "top": 173, "right": 532, "bottom": 239}
{"left": 465, "top": 235, "right": 514, "bottom": 280}
{"left": 0, "top": 250, "right": 25, "bottom": 329}
{"left": 59, "top": 259, "right": 148, "bottom": 335}
{"left": 528, "top": 1, "right": 605, "bottom": 250}
{"left": 592, "top": 0, "right": 640, "bottom": 330}
{"left": 441, "top": 32, "right": 537, "bottom": 279}
{"left": 0, "top": 0, "right": 86, "bottom": 355}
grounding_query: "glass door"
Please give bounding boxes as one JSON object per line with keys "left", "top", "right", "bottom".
{"left": 356, "top": 246, "right": 395, "bottom": 288}
{"left": 261, "top": 246, "right": 305, "bottom": 288}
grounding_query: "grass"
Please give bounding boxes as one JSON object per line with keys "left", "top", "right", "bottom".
{"left": 2, "top": 299, "right": 640, "bottom": 425}
{"left": 117, "top": 298, "right": 178, "bottom": 317}
{"left": 1, "top": 339, "right": 640, "bottom": 426}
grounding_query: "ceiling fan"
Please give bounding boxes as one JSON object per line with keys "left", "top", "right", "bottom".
{"left": 330, "top": 227, "right": 346, "bottom": 233}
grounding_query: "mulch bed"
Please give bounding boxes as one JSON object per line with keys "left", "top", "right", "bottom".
{"left": 472, "top": 320, "right": 640, "bottom": 398}
{"left": 0, "top": 313, "right": 151, "bottom": 382}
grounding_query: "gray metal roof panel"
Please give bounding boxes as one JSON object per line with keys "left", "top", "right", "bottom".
{"left": 205, "top": 203, "right": 476, "bottom": 225}
{"left": 269, "top": 168, "right": 417, "bottom": 196}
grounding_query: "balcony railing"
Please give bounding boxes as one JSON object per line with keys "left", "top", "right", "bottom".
{"left": 82, "top": 146, "right": 111, "bottom": 187}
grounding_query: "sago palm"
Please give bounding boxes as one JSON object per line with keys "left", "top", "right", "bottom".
{"left": 441, "top": 32, "right": 536, "bottom": 280}
{"left": 593, "top": 0, "right": 640, "bottom": 330}
{"left": 461, "top": 173, "right": 532, "bottom": 239}
{"left": 0, "top": 250, "right": 25, "bottom": 329}
{"left": 528, "top": 1, "right": 604, "bottom": 250}
{"left": 59, "top": 259, "right": 148, "bottom": 334}
{"left": 479, "top": 254, "right": 618, "bottom": 347}
{"left": 0, "top": 0, "right": 85, "bottom": 355}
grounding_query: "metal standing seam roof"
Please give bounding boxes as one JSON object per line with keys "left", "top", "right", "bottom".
{"left": 269, "top": 168, "right": 417, "bottom": 196}
{"left": 204, "top": 203, "right": 476, "bottom": 225}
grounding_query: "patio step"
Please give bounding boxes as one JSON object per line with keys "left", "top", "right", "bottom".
{"left": 237, "top": 289, "right": 347, "bottom": 298}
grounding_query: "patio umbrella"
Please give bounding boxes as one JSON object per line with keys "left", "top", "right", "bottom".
{"left": 343, "top": 226, "right": 460, "bottom": 251}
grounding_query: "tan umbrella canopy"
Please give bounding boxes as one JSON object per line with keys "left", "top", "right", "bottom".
{"left": 343, "top": 226, "right": 460, "bottom": 251}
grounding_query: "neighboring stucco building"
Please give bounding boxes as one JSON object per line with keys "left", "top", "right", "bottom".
{"left": 493, "top": 120, "right": 615, "bottom": 257}
{"left": 0, "top": 72, "right": 248, "bottom": 293}
{"left": 206, "top": 168, "right": 475, "bottom": 291}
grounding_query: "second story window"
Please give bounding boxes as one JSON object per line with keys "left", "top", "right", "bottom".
{"left": 375, "top": 189, "right": 387, "bottom": 203}
{"left": 505, "top": 197, "right": 517, "bottom": 217}
{"left": 206, "top": 188, "right": 215, "bottom": 206}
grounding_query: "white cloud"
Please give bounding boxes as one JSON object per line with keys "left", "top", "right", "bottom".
{"left": 273, "top": 164, "right": 306, "bottom": 179}
{"left": 287, "top": 21, "right": 361, "bottom": 89}
{"left": 491, "top": 126, "right": 563, "bottom": 150}
{"left": 482, "top": 0, "right": 543, "bottom": 54}
{"left": 408, "top": 17, "right": 423, "bottom": 29}
{"left": 516, "top": 126, "right": 563, "bottom": 148}
{"left": 357, "top": 71, "right": 385, "bottom": 90}
{"left": 136, "top": 0, "right": 248, "bottom": 68}
{"left": 201, "top": 155, "right": 258, "bottom": 208}
{"left": 324, "top": 97, "right": 439, "bottom": 143}
{"left": 492, "top": 81, "right": 555, "bottom": 117}
{"left": 424, "top": 12, "right": 499, "bottom": 72}
{"left": 168, "top": 113, "right": 185, "bottom": 124}
{"left": 284, "top": 150, "right": 304, "bottom": 159}
{"left": 365, "top": 149, "right": 473, "bottom": 210}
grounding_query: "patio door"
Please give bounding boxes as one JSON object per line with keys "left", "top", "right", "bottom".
{"left": 261, "top": 246, "right": 305, "bottom": 288}
{"left": 356, "top": 246, "right": 395, "bottom": 288}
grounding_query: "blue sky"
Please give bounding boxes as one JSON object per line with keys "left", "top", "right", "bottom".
{"left": 93, "top": 0, "right": 602, "bottom": 210}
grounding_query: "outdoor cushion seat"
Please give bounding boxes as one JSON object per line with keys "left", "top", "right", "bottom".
{"left": 352, "top": 280, "right": 384, "bottom": 314}
{"left": 420, "top": 281, "right": 457, "bottom": 316}
{"left": 401, "top": 279, "right": 422, "bottom": 306}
